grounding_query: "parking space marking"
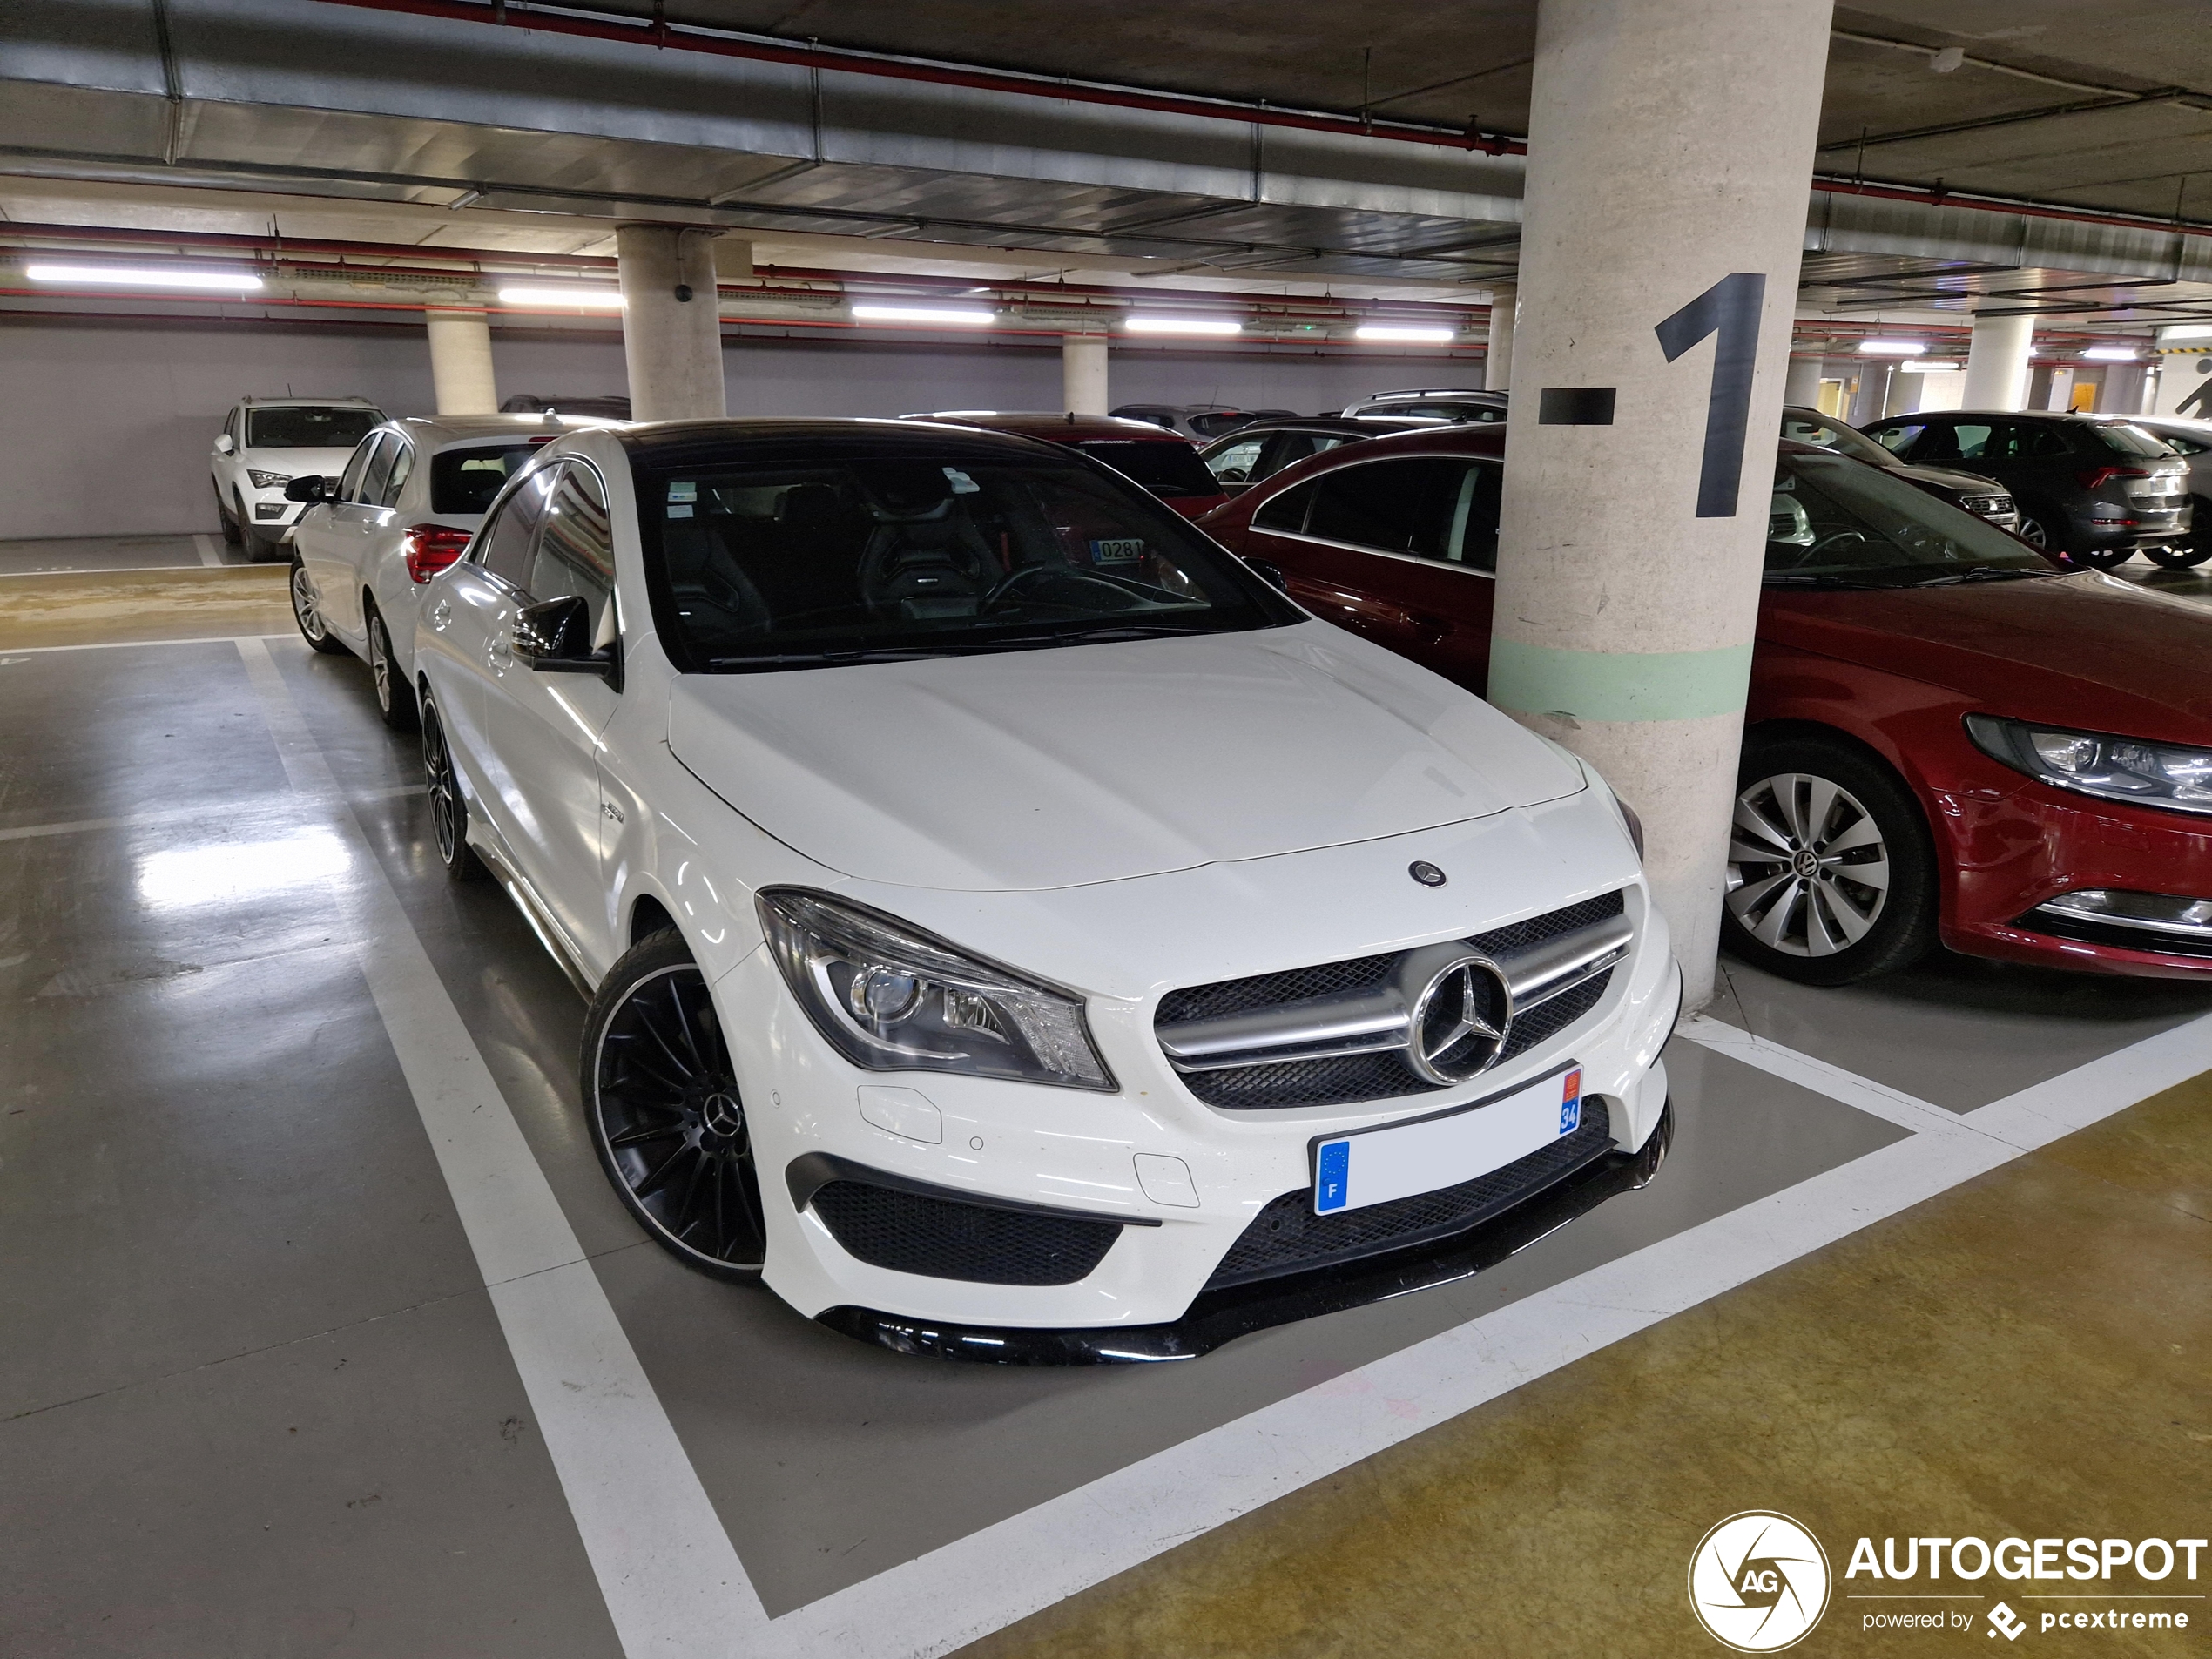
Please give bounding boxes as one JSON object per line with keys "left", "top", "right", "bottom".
{"left": 234, "top": 638, "right": 768, "bottom": 1656}
{"left": 0, "top": 632, "right": 293, "bottom": 656}
{"left": 194, "top": 534, "right": 224, "bottom": 567}
{"left": 219, "top": 639, "right": 2212, "bottom": 1659}
{"left": 0, "top": 783, "right": 424, "bottom": 843}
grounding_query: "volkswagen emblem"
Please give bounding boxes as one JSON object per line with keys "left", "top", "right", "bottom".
{"left": 1408, "top": 860, "right": 1447, "bottom": 887}
{"left": 1393, "top": 946, "right": 1513, "bottom": 1083}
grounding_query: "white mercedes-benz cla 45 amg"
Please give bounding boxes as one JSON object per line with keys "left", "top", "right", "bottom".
{"left": 414, "top": 419, "right": 1680, "bottom": 1362}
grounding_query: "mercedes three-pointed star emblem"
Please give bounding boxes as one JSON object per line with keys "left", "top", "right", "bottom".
{"left": 1405, "top": 954, "right": 1514, "bottom": 1084}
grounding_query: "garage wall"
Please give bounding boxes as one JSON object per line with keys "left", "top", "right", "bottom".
{"left": 0, "top": 315, "right": 1467, "bottom": 540}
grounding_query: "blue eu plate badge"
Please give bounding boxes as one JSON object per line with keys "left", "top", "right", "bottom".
{"left": 1315, "top": 1141, "right": 1351, "bottom": 1212}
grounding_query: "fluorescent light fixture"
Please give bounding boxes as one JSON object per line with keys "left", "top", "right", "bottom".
{"left": 1355, "top": 324, "right": 1456, "bottom": 343}
{"left": 497, "top": 285, "right": 625, "bottom": 308}
{"left": 1857, "top": 339, "right": 1927, "bottom": 356}
{"left": 2160, "top": 324, "right": 2212, "bottom": 342}
{"left": 1899, "top": 359, "right": 1963, "bottom": 373}
{"left": 850, "top": 304, "right": 995, "bottom": 326}
{"left": 1123, "top": 315, "right": 1243, "bottom": 336}
{"left": 24, "top": 262, "right": 263, "bottom": 292}
{"left": 2080, "top": 346, "right": 2141, "bottom": 361}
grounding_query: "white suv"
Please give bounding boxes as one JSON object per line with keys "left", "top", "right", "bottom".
{"left": 211, "top": 397, "right": 384, "bottom": 560}
{"left": 410, "top": 419, "right": 1679, "bottom": 1361}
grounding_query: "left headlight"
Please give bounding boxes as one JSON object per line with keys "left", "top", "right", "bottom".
{"left": 758, "top": 889, "right": 1114, "bottom": 1090}
{"left": 246, "top": 469, "right": 292, "bottom": 489}
{"left": 1966, "top": 713, "right": 2212, "bottom": 817}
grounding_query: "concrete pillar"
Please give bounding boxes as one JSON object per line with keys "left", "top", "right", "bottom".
{"left": 1782, "top": 354, "right": 1823, "bottom": 408}
{"left": 1483, "top": 285, "right": 1516, "bottom": 392}
{"left": 1487, "top": 0, "right": 1833, "bottom": 1012}
{"left": 1063, "top": 334, "right": 1109, "bottom": 415}
{"left": 1960, "top": 311, "right": 2033, "bottom": 411}
{"left": 616, "top": 225, "right": 727, "bottom": 421}
{"left": 425, "top": 308, "right": 499, "bottom": 415}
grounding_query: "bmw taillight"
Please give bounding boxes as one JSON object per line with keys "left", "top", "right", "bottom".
{"left": 402, "top": 524, "right": 472, "bottom": 583}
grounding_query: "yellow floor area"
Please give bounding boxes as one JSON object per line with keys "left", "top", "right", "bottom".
{"left": 961, "top": 1077, "right": 2211, "bottom": 1657}
{"left": 0, "top": 566, "right": 293, "bottom": 650}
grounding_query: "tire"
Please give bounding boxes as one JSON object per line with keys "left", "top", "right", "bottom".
{"left": 2143, "top": 542, "right": 2212, "bottom": 570}
{"left": 365, "top": 603, "right": 420, "bottom": 731}
{"left": 239, "top": 490, "right": 279, "bottom": 562}
{"left": 583, "top": 930, "right": 767, "bottom": 1281}
{"left": 288, "top": 556, "right": 348, "bottom": 656}
{"left": 420, "top": 693, "right": 486, "bottom": 882}
{"left": 2013, "top": 507, "right": 2072, "bottom": 561}
{"left": 2070, "top": 543, "right": 2136, "bottom": 571}
{"left": 1720, "top": 735, "right": 1938, "bottom": 987}
{"left": 215, "top": 483, "right": 242, "bottom": 546}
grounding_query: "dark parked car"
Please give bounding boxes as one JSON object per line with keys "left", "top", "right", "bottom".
{"left": 1108, "top": 403, "right": 1295, "bottom": 441}
{"left": 2122, "top": 415, "right": 2212, "bottom": 568}
{"left": 501, "top": 393, "right": 634, "bottom": 418}
{"left": 903, "top": 411, "right": 1230, "bottom": 517}
{"left": 1199, "top": 423, "right": 2212, "bottom": 987}
{"left": 1858, "top": 410, "right": 2189, "bottom": 569}
{"left": 1196, "top": 415, "right": 1437, "bottom": 493}
{"left": 1340, "top": 388, "right": 1508, "bottom": 423}
{"left": 1780, "top": 406, "right": 2018, "bottom": 533}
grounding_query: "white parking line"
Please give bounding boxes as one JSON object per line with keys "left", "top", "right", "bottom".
{"left": 194, "top": 534, "right": 224, "bottom": 567}
{"left": 0, "top": 632, "right": 293, "bottom": 656}
{"left": 234, "top": 638, "right": 768, "bottom": 1656}
{"left": 231, "top": 639, "right": 2212, "bottom": 1659}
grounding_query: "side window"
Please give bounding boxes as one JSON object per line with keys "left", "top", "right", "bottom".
{"left": 338, "top": 434, "right": 381, "bottom": 502}
{"left": 380, "top": 439, "right": 415, "bottom": 506}
{"left": 2022, "top": 426, "right": 2073, "bottom": 457}
{"left": 358, "top": 436, "right": 398, "bottom": 509}
{"left": 1305, "top": 457, "right": 1462, "bottom": 556}
{"left": 1440, "top": 461, "right": 1504, "bottom": 571}
{"left": 475, "top": 465, "right": 556, "bottom": 587}
{"left": 226, "top": 408, "right": 242, "bottom": 446}
{"left": 526, "top": 463, "right": 617, "bottom": 646}
{"left": 2162, "top": 433, "right": 2208, "bottom": 456}
{"left": 1206, "top": 437, "right": 1265, "bottom": 484}
{"left": 1951, "top": 424, "right": 2000, "bottom": 461}
{"left": 1251, "top": 476, "right": 1318, "bottom": 534}
{"left": 1868, "top": 422, "right": 1924, "bottom": 457}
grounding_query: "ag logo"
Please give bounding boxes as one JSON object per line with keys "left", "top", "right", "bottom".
{"left": 1688, "top": 1511, "right": 1831, "bottom": 1651}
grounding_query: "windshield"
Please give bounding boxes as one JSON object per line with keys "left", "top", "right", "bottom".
{"left": 635, "top": 452, "right": 1298, "bottom": 671}
{"left": 1779, "top": 408, "right": 1895, "bottom": 467}
{"left": 1765, "top": 453, "right": 2051, "bottom": 586}
{"left": 1075, "top": 440, "right": 1224, "bottom": 497}
{"left": 430, "top": 442, "right": 546, "bottom": 515}
{"left": 2090, "top": 422, "right": 2178, "bottom": 458}
{"left": 246, "top": 407, "right": 382, "bottom": 448}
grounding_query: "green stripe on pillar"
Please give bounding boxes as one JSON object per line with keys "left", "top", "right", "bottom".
{"left": 1487, "top": 638, "right": 1754, "bottom": 724}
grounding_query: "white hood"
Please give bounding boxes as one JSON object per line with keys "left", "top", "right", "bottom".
{"left": 666, "top": 622, "right": 1583, "bottom": 893}
{"left": 249, "top": 447, "right": 358, "bottom": 479}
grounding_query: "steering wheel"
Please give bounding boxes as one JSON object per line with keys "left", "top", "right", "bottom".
{"left": 981, "top": 564, "right": 1133, "bottom": 612}
{"left": 1774, "top": 529, "right": 1875, "bottom": 570}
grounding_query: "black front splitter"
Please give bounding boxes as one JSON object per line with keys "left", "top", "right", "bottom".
{"left": 814, "top": 1100, "right": 1673, "bottom": 1366}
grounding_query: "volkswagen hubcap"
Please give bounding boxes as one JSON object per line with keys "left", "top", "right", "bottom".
{"left": 1726, "top": 772, "right": 1891, "bottom": 957}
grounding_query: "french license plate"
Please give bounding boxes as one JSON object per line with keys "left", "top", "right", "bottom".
{"left": 1312, "top": 1063, "right": 1582, "bottom": 1216}
{"left": 1089, "top": 537, "right": 1143, "bottom": 563}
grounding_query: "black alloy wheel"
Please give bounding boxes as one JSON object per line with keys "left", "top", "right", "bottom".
{"left": 2143, "top": 540, "right": 2212, "bottom": 570}
{"left": 366, "top": 604, "right": 420, "bottom": 731}
{"left": 1721, "top": 734, "right": 1938, "bottom": 986}
{"left": 289, "top": 555, "right": 348, "bottom": 655}
{"left": 215, "top": 483, "right": 242, "bottom": 545}
{"left": 2013, "top": 509, "right": 2067, "bottom": 559}
{"left": 420, "top": 695, "right": 485, "bottom": 881}
{"left": 583, "top": 930, "right": 767, "bottom": 1280}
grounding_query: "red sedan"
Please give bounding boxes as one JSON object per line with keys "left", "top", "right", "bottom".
{"left": 903, "top": 411, "right": 1230, "bottom": 519}
{"left": 1198, "top": 425, "right": 2212, "bottom": 985}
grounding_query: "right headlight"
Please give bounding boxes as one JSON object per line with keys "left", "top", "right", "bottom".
{"left": 758, "top": 889, "right": 1114, "bottom": 1090}
{"left": 1965, "top": 713, "right": 2212, "bottom": 817}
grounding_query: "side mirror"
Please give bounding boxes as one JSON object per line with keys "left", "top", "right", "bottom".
{"left": 215, "top": 434, "right": 235, "bottom": 455}
{"left": 1245, "top": 557, "right": 1289, "bottom": 595}
{"left": 514, "top": 595, "right": 621, "bottom": 686}
{"left": 283, "top": 475, "right": 333, "bottom": 503}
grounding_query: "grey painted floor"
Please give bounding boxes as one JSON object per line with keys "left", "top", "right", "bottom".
{"left": 2, "top": 550, "right": 2208, "bottom": 1651}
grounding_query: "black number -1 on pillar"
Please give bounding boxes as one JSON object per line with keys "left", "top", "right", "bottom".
{"left": 1655, "top": 272, "right": 1766, "bottom": 518}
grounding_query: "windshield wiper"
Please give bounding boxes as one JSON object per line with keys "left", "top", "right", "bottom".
{"left": 1899, "top": 564, "right": 2051, "bottom": 587}
{"left": 1761, "top": 572, "right": 1890, "bottom": 589}
{"left": 704, "top": 647, "right": 955, "bottom": 670}
{"left": 965, "top": 622, "right": 1222, "bottom": 651}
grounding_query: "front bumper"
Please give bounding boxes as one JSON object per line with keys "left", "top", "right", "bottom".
{"left": 821, "top": 1096, "right": 1673, "bottom": 1364}
{"left": 246, "top": 492, "right": 304, "bottom": 542}
{"left": 715, "top": 805, "right": 1679, "bottom": 1337}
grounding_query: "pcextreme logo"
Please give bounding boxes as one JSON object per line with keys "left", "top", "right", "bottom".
{"left": 1689, "top": 1511, "right": 1833, "bottom": 1652}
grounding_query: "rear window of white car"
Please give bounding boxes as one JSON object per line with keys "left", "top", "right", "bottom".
{"left": 246, "top": 407, "right": 382, "bottom": 448}
{"left": 431, "top": 442, "right": 549, "bottom": 515}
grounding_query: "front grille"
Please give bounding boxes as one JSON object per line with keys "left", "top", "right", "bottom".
{"left": 1203, "top": 1098, "right": 1613, "bottom": 1290}
{"left": 810, "top": 1181, "right": 1123, "bottom": 1285}
{"left": 1158, "top": 890, "right": 1626, "bottom": 1110}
